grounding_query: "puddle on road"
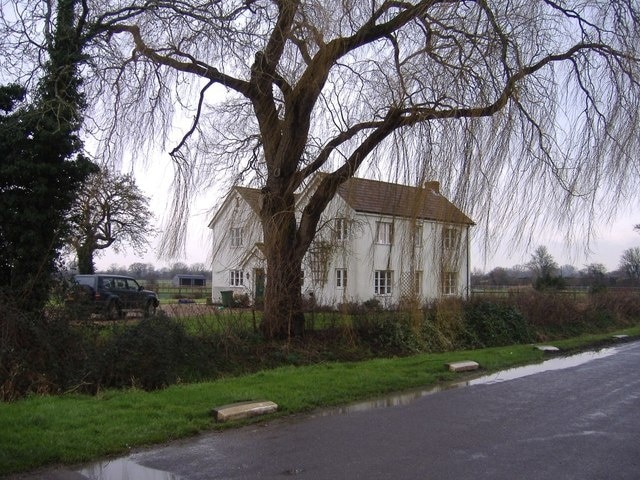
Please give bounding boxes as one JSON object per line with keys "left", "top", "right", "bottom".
{"left": 468, "top": 347, "right": 618, "bottom": 386}
{"left": 78, "top": 458, "right": 181, "bottom": 480}
{"left": 323, "top": 347, "right": 619, "bottom": 416}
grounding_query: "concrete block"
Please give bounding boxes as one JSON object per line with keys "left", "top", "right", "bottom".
{"left": 446, "top": 360, "right": 480, "bottom": 372}
{"left": 613, "top": 334, "right": 629, "bottom": 339}
{"left": 536, "top": 345, "right": 560, "bottom": 352}
{"left": 213, "top": 400, "right": 278, "bottom": 422}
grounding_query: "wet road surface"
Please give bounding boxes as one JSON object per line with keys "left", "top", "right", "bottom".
{"left": 16, "top": 341, "right": 640, "bottom": 479}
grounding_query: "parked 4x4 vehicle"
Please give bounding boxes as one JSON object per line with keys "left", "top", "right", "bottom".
{"left": 68, "top": 274, "right": 160, "bottom": 319}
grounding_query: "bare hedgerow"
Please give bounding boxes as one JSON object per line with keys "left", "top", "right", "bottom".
{"left": 421, "top": 298, "right": 467, "bottom": 352}
{"left": 0, "top": 300, "right": 94, "bottom": 400}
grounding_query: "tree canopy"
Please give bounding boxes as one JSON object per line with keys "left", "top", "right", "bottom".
{"left": 3, "top": 0, "right": 640, "bottom": 335}
{"left": 527, "top": 246, "right": 558, "bottom": 279}
{"left": 67, "top": 168, "right": 154, "bottom": 274}
{"left": 619, "top": 247, "right": 640, "bottom": 281}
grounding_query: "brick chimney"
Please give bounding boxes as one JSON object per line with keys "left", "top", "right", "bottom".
{"left": 424, "top": 181, "right": 440, "bottom": 193}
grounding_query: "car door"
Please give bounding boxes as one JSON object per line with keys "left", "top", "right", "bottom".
{"left": 123, "top": 277, "right": 144, "bottom": 309}
{"left": 107, "top": 277, "right": 131, "bottom": 308}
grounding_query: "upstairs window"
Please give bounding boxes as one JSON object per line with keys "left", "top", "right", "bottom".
{"left": 334, "top": 218, "right": 350, "bottom": 241}
{"left": 414, "top": 224, "right": 423, "bottom": 248}
{"left": 376, "top": 221, "right": 394, "bottom": 245}
{"left": 443, "top": 227, "right": 459, "bottom": 250}
{"left": 230, "top": 227, "right": 243, "bottom": 247}
{"left": 336, "top": 269, "right": 347, "bottom": 289}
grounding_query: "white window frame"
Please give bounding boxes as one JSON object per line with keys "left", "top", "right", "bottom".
{"left": 374, "top": 270, "right": 393, "bottom": 295}
{"left": 443, "top": 271, "right": 457, "bottom": 295}
{"left": 335, "top": 218, "right": 350, "bottom": 241}
{"left": 229, "top": 270, "right": 244, "bottom": 287}
{"left": 376, "top": 221, "right": 394, "bottom": 245}
{"left": 230, "top": 227, "right": 243, "bottom": 247}
{"left": 414, "top": 270, "right": 423, "bottom": 295}
{"left": 336, "top": 268, "right": 347, "bottom": 289}
{"left": 443, "top": 227, "right": 458, "bottom": 250}
{"left": 414, "top": 223, "right": 423, "bottom": 248}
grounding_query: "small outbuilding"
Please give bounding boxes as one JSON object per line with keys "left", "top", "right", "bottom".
{"left": 172, "top": 274, "right": 207, "bottom": 287}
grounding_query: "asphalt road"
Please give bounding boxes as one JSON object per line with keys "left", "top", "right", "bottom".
{"left": 19, "top": 340, "right": 640, "bottom": 480}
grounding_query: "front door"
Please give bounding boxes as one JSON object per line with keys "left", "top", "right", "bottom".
{"left": 254, "top": 268, "right": 265, "bottom": 307}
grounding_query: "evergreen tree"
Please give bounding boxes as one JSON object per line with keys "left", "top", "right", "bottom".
{"left": 0, "top": 0, "right": 94, "bottom": 313}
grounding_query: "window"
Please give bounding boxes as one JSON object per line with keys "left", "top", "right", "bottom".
{"left": 334, "top": 218, "right": 350, "bottom": 241}
{"left": 443, "top": 227, "right": 458, "bottom": 249}
{"left": 229, "top": 270, "right": 244, "bottom": 287}
{"left": 336, "top": 269, "right": 347, "bottom": 289}
{"left": 414, "top": 224, "right": 423, "bottom": 248}
{"left": 442, "top": 272, "right": 457, "bottom": 295}
{"left": 414, "top": 271, "right": 423, "bottom": 295}
{"left": 376, "top": 221, "right": 394, "bottom": 244}
{"left": 230, "top": 227, "right": 243, "bottom": 247}
{"left": 125, "top": 278, "right": 140, "bottom": 291}
{"left": 374, "top": 270, "right": 393, "bottom": 295}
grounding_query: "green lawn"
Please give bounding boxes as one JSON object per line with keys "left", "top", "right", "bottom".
{"left": 1, "top": 326, "right": 638, "bottom": 476}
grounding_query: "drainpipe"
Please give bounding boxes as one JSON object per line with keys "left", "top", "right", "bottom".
{"left": 466, "top": 225, "right": 471, "bottom": 300}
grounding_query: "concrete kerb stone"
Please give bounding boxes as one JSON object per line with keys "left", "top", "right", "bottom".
{"left": 446, "top": 361, "right": 480, "bottom": 372}
{"left": 536, "top": 345, "right": 560, "bottom": 352}
{"left": 212, "top": 400, "right": 278, "bottom": 422}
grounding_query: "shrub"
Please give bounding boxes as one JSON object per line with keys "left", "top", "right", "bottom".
{"left": 533, "top": 275, "right": 566, "bottom": 291}
{"left": 0, "top": 301, "right": 95, "bottom": 400}
{"left": 421, "top": 298, "right": 467, "bottom": 351}
{"left": 98, "top": 313, "right": 196, "bottom": 390}
{"left": 462, "top": 299, "right": 533, "bottom": 348}
{"left": 354, "top": 313, "right": 422, "bottom": 355}
{"left": 397, "top": 294, "right": 422, "bottom": 312}
{"left": 513, "top": 291, "right": 585, "bottom": 338}
{"left": 233, "top": 292, "right": 251, "bottom": 308}
{"left": 590, "top": 290, "right": 640, "bottom": 324}
{"left": 362, "top": 298, "right": 383, "bottom": 312}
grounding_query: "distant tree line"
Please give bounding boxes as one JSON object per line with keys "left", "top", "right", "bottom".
{"left": 472, "top": 245, "right": 640, "bottom": 290}
{"left": 99, "top": 262, "right": 211, "bottom": 282}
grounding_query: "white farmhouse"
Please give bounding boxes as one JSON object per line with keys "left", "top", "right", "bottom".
{"left": 208, "top": 176, "right": 474, "bottom": 307}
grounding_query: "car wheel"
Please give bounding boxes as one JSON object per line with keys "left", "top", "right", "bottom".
{"left": 144, "top": 300, "right": 157, "bottom": 318}
{"left": 106, "top": 301, "right": 121, "bottom": 320}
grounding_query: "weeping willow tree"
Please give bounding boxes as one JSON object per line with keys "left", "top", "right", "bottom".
{"left": 3, "top": 0, "right": 639, "bottom": 337}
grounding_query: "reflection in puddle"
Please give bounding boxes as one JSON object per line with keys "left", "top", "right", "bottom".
{"left": 79, "top": 458, "right": 181, "bottom": 480}
{"left": 324, "top": 347, "right": 618, "bottom": 416}
{"left": 321, "top": 383, "right": 463, "bottom": 416}
{"left": 469, "top": 347, "right": 617, "bottom": 386}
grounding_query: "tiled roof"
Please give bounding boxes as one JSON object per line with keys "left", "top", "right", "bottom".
{"left": 337, "top": 177, "right": 474, "bottom": 225}
{"left": 232, "top": 177, "right": 474, "bottom": 225}
{"left": 235, "top": 186, "right": 263, "bottom": 214}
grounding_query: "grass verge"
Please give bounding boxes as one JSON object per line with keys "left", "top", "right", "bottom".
{"left": 1, "top": 326, "right": 639, "bottom": 476}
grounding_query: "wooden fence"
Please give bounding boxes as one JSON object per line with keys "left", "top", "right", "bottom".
{"left": 154, "top": 285, "right": 210, "bottom": 302}
{"left": 471, "top": 285, "right": 640, "bottom": 298}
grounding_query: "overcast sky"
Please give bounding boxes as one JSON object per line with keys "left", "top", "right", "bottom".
{"left": 92, "top": 155, "right": 640, "bottom": 274}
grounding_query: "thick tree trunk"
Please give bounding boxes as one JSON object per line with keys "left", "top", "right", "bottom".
{"left": 259, "top": 188, "right": 306, "bottom": 339}
{"left": 261, "top": 248, "right": 305, "bottom": 339}
{"left": 76, "top": 244, "right": 95, "bottom": 274}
